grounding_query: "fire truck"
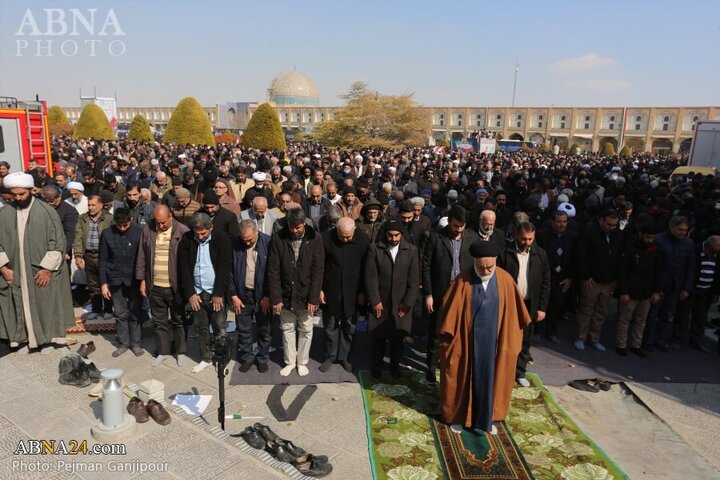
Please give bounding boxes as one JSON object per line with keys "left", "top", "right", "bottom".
{"left": 0, "top": 96, "right": 53, "bottom": 175}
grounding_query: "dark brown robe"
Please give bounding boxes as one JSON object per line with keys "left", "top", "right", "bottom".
{"left": 439, "top": 267, "right": 531, "bottom": 427}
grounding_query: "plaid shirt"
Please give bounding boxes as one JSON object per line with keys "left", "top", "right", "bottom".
{"left": 86, "top": 217, "right": 100, "bottom": 252}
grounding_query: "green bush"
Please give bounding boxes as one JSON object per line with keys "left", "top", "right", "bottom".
{"left": 293, "top": 132, "right": 304, "bottom": 142}
{"left": 127, "top": 115, "right": 154, "bottom": 142}
{"left": 50, "top": 124, "right": 74, "bottom": 137}
{"left": 619, "top": 145, "right": 632, "bottom": 157}
{"left": 602, "top": 142, "right": 616, "bottom": 155}
{"left": 243, "top": 103, "right": 287, "bottom": 151}
{"left": 48, "top": 105, "right": 70, "bottom": 126}
{"left": 164, "top": 97, "right": 215, "bottom": 146}
{"left": 73, "top": 103, "right": 115, "bottom": 140}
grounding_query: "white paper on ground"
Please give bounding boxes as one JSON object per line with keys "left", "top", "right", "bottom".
{"left": 171, "top": 394, "right": 212, "bottom": 416}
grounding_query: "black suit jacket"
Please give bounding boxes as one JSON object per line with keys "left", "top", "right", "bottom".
{"left": 176, "top": 231, "right": 232, "bottom": 301}
{"left": 422, "top": 227, "right": 480, "bottom": 301}
{"left": 55, "top": 201, "right": 79, "bottom": 255}
{"left": 497, "top": 242, "right": 551, "bottom": 319}
{"left": 205, "top": 206, "right": 239, "bottom": 238}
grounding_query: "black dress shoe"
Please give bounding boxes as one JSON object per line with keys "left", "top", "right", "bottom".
{"left": 280, "top": 440, "right": 329, "bottom": 463}
{"left": 238, "top": 360, "right": 254, "bottom": 372}
{"left": 254, "top": 423, "right": 279, "bottom": 442}
{"left": 257, "top": 362, "right": 268, "bottom": 373}
{"left": 340, "top": 360, "right": 353, "bottom": 373}
{"left": 292, "top": 456, "right": 333, "bottom": 477}
{"left": 615, "top": 347, "right": 627, "bottom": 356}
{"left": 629, "top": 347, "right": 647, "bottom": 358}
{"left": 266, "top": 440, "right": 295, "bottom": 463}
{"left": 238, "top": 427, "right": 265, "bottom": 449}
{"left": 83, "top": 362, "right": 102, "bottom": 382}
{"left": 318, "top": 359, "right": 333, "bottom": 372}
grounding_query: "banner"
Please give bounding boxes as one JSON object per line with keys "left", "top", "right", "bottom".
{"left": 81, "top": 96, "right": 118, "bottom": 129}
{"left": 478, "top": 138, "right": 496, "bottom": 154}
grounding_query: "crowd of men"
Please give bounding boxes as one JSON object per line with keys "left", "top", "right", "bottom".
{"left": 0, "top": 135, "right": 718, "bottom": 385}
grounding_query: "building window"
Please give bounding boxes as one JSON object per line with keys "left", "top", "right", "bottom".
{"left": 561, "top": 115, "right": 566, "bottom": 121}
{"left": 517, "top": 114, "right": 522, "bottom": 120}
{"left": 516, "top": 121, "right": 521, "bottom": 128}
{"left": 538, "top": 122, "right": 543, "bottom": 128}
{"left": 476, "top": 118, "right": 482, "bottom": 127}
{"left": 457, "top": 114, "right": 463, "bottom": 127}
{"left": 609, "top": 123, "right": 614, "bottom": 130}
{"left": 610, "top": 115, "right": 615, "bottom": 122}
{"left": 585, "top": 115, "right": 590, "bottom": 122}
{"left": 496, "top": 120, "right": 501, "bottom": 127}
{"left": 585, "top": 123, "right": 590, "bottom": 129}
{"left": 560, "top": 122, "right": 565, "bottom": 129}
{"left": 636, "top": 116, "right": 642, "bottom": 122}
{"left": 662, "top": 124, "right": 669, "bottom": 131}
{"left": 538, "top": 115, "right": 543, "bottom": 120}
{"left": 635, "top": 124, "right": 641, "bottom": 130}
{"left": 663, "top": 116, "right": 670, "bottom": 122}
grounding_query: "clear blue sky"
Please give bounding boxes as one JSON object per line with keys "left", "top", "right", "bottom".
{"left": 1, "top": 0, "right": 718, "bottom": 108}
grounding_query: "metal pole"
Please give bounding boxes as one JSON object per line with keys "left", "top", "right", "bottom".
{"left": 512, "top": 61, "right": 519, "bottom": 107}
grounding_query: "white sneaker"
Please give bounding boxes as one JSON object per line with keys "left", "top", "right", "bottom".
{"left": 151, "top": 355, "right": 168, "bottom": 367}
{"left": 517, "top": 377, "right": 531, "bottom": 387}
{"left": 192, "top": 361, "right": 212, "bottom": 373}
{"left": 574, "top": 340, "right": 586, "bottom": 351}
{"left": 102, "top": 313, "right": 114, "bottom": 320}
{"left": 279, "top": 364, "right": 294, "bottom": 377}
{"left": 297, "top": 365, "right": 309, "bottom": 376}
{"left": 591, "top": 342, "right": 607, "bottom": 352}
{"left": 450, "top": 424, "right": 464, "bottom": 433}
{"left": 490, "top": 425, "right": 498, "bottom": 435}
{"left": 176, "top": 354, "right": 189, "bottom": 367}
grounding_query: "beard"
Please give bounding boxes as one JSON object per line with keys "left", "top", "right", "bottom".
{"left": 480, "top": 273, "right": 493, "bottom": 283}
{"left": 14, "top": 195, "right": 32, "bottom": 209}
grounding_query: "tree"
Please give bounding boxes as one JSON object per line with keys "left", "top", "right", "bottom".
{"left": 127, "top": 115, "right": 154, "bottom": 142}
{"left": 311, "top": 82, "right": 426, "bottom": 148}
{"left": 216, "top": 131, "right": 240, "bottom": 144}
{"left": 619, "top": 145, "right": 633, "bottom": 157}
{"left": 48, "top": 105, "right": 69, "bottom": 126}
{"left": 293, "top": 132, "right": 305, "bottom": 142}
{"left": 164, "top": 97, "right": 215, "bottom": 146}
{"left": 50, "top": 124, "right": 74, "bottom": 137}
{"left": 602, "top": 141, "right": 616, "bottom": 155}
{"left": 73, "top": 103, "right": 115, "bottom": 140}
{"left": 243, "top": 103, "right": 287, "bottom": 150}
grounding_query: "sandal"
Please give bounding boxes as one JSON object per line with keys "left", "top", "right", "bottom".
{"left": 292, "top": 457, "right": 333, "bottom": 478}
{"left": 594, "top": 378, "right": 611, "bottom": 391}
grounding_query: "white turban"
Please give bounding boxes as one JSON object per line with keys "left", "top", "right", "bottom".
{"left": 558, "top": 202, "right": 576, "bottom": 218}
{"left": 3, "top": 172, "right": 34, "bottom": 189}
{"left": 252, "top": 172, "right": 267, "bottom": 182}
{"left": 354, "top": 154, "right": 363, "bottom": 162}
{"left": 67, "top": 181, "right": 85, "bottom": 192}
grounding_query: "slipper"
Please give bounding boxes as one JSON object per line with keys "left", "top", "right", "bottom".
{"left": 569, "top": 379, "right": 600, "bottom": 393}
{"left": 594, "top": 378, "right": 611, "bottom": 391}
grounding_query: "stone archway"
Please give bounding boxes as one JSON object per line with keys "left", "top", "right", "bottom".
{"left": 509, "top": 133, "right": 524, "bottom": 141}
{"left": 551, "top": 136, "right": 568, "bottom": 151}
{"left": 651, "top": 139, "right": 673, "bottom": 155}
{"left": 529, "top": 133, "right": 545, "bottom": 144}
{"left": 679, "top": 138, "right": 693, "bottom": 153}
{"left": 625, "top": 138, "right": 645, "bottom": 153}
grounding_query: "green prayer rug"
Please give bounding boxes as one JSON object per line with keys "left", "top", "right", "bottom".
{"left": 360, "top": 371, "right": 628, "bottom": 480}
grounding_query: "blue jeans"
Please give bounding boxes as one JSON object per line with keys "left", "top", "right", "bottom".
{"left": 236, "top": 298, "right": 271, "bottom": 364}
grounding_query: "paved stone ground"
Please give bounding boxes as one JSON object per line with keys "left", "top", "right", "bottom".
{"left": 0, "top": 313, "right": 370, "bottom": 480}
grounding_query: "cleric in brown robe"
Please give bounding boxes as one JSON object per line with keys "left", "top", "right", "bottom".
{"left": 439, "top": 240, "right": 531, "bottom": 434}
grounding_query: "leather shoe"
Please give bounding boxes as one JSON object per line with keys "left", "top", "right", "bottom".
{"left": 83, "top": 362, "right": 102, "bottom": 382}
{"left": 131, "top": 346, "right": 144, "bottom": 357}
{"left": 282, "top": 441, "right": 329, "bottom": 463}
{"left": 77, "top": 341, "right": 96, "bottom": 358}
{"left": 257, "top": 362, "right": 268, "bottom": 373}
{"left": 127, "top": 397, "right": 149, "bottom": 423}
{"left": 318, "top": 359, "right": 333, "bottom": 372}
{"left": 238, "top": 360, "right": 254, "bottom": 372}
{"left": 254, "top": 423, "right": 279, "bottom": 442}
{"left": 265, "top": 440, "right": 294, "bottom": 463}
{"left": 292, "top": 456, "right": 333, "bottom": 477}
{"left": 340, "top": 360, "right": 353, "bottom": 373}
{"left": 59, "top": 367, "right": 91, "bottom": 387}
{"left": 145, "top": 399, "right": 171, "bottom": 425}
{"left": 112, "top": 347, "right": 128, "bottom": 357}
{"left": 238, "top": 426, "right": 264, "bottom": 449}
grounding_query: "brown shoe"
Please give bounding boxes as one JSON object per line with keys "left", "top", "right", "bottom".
{"left": 145, "top": 399, "right": 171, "bottom": 425}
{"left": 77, "top": 341, "right": 96, "bottom": 358}
{"left": 126, "top": 397, "right": 149, "bottom": 423}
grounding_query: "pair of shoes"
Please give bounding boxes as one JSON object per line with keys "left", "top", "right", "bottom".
{"left": 425, "top": 369, "right": 437, "bottom": 383}
{"left": 653, "top": 342, "right": 670, "bottom": 353}
{"left": 591, "top": 342, "right": 607, "bottom": 352}
{"left": 689, "top": 341, "right": 710, "bottom": 353}
{"left": 192, "top": 361, "right": 212, "bottom": 373}
{"left": 266, "top": 439, "right": 295, "bottom": 463}
{"left": 279, "top": 364, "right": 294, "bottom": 377}
{"left": 595, "top": 378, "right": 611, "bottom": 391}
{"left": 254, "top": 423, "right": 279, "bottom": 442}
{"left": 629, "top": 347, "right": 647, "bottom": 358}
{"left": 131, "top": 346, "right": 144, "bottom": 357}
{"left": 237, "top": 426, "right": 265, "bottom": 449}
{"left": 238, "top": 360, "right": 254, "bottom": 372}
{"left": 292, "top": 454, "right": 333, "bottom": 477}
{"left": 127, "top": 397, "right": 171, "bottom": 425}
{"left": 283, "top": 442, "right": 329, "bottom": 463}
{"left": 318, "top": 359, "right": 333, "bottom": 372}
{"left": 77, "top": 341, "right": 95, "bottom": 358}
{"left": 615, "top": 347, "right": 628, "bottom": 356}
{"left": 82, "top": 312, "right": 99, "bottom": 321}
{"left": 516, "top": 377, "right": 531, "bottom": 387}
{"left": 112, "top": 347, "right": 128, "bottom": 358}
{"left": 569, "top": 379, "right": 600, "bottom": 393}
{"left": 489, "top": 424, "right": 498, "bottom": 435}
{"left": 340, "top": 360, "right": 353, "bottom": 373}
{"left": 257, "top": 362, "right": 268, "bottom": 373}
{"left": 574, "top": 340, "right": 586, "bottom": 351}
{"left": 297, "top": 365, "right": 309, "bottom": 377}
{"left": 59, "top": 365, "right": 92, "bottom": 387}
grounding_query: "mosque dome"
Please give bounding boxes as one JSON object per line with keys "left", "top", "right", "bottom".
{"left": 268, "top": 70, "right": 320, "bottom": 106}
